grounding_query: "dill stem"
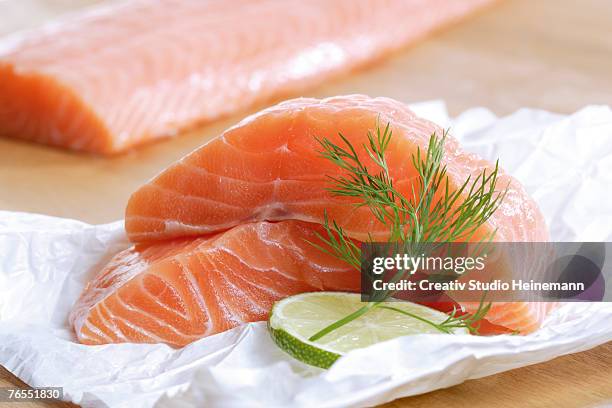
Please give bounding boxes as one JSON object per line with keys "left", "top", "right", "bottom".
{"left": 308, "top": 300, "right": 463, "bottom": 342}
{"left": 308, "top": 302, "right": 379, "bottom": 342}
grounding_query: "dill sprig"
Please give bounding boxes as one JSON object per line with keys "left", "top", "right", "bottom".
{"left": 378, "top": 293, "right": 491, "bottom": 334}
{"left": 308, "top": 121, "right": 508, "bottom": 341}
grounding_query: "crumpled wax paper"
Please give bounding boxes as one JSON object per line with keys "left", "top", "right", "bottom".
{"left": 1, "top": 102, "right": 611, "bottom": 408}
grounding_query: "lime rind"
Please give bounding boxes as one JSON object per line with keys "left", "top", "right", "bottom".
{"left": 268, "top": 324, "right": 340, "bottom": 369}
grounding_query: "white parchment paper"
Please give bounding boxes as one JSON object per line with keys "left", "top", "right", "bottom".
{"left": 1, "top": 103, "right": 611, "bottom": 408}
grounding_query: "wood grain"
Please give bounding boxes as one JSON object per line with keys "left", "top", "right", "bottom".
{"left": 0, "top": 367, "right": 76, "bottom": 408}
{"left": 1, "top": 0, "right": 611, "bottom": 407}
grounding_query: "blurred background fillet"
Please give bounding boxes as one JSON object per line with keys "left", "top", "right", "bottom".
{"left": 0, "top": 0, "right": 495, "bottom": 154}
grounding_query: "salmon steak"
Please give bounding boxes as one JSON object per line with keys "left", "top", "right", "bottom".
{"left": 70, "top": 221, "right": 359, "bottom": 347}
{"left": 123, "top": 95, "right": 550, "bottom": 335}
{"left": 126, "top": 95, "right": 548, "bottom": 244}
{"left": 0, "top": 0, "right": 496, "bottom": 154}
{"left": 74, "top": 95, "right": 551, "bottom": 345}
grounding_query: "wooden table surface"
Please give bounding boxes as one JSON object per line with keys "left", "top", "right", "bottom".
{"left": 1, "top": 0, "right": 611, "bottom": 407}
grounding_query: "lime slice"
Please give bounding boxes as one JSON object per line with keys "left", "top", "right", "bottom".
{"left": 268, "top": 292, "right": 467, "bottom": 369}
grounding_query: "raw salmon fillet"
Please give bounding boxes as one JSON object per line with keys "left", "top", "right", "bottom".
{"left": 126, "top": 95, "right": 547, "bottom": 243}
{"left": 70, "top": 221, "right": 359, "bottom": 347}
{"left": 124, "top": 95, "right": 551, "bottom": 334}
{"left": 0, "top": 0, "right": 496, "bottom": 154}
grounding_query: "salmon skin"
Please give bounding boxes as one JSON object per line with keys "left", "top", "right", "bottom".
{"left": 70, "top": 221, "right": 359, "bottom": 347}
{"left": 0, "top": 0, "right": 496, "bottom": 154}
